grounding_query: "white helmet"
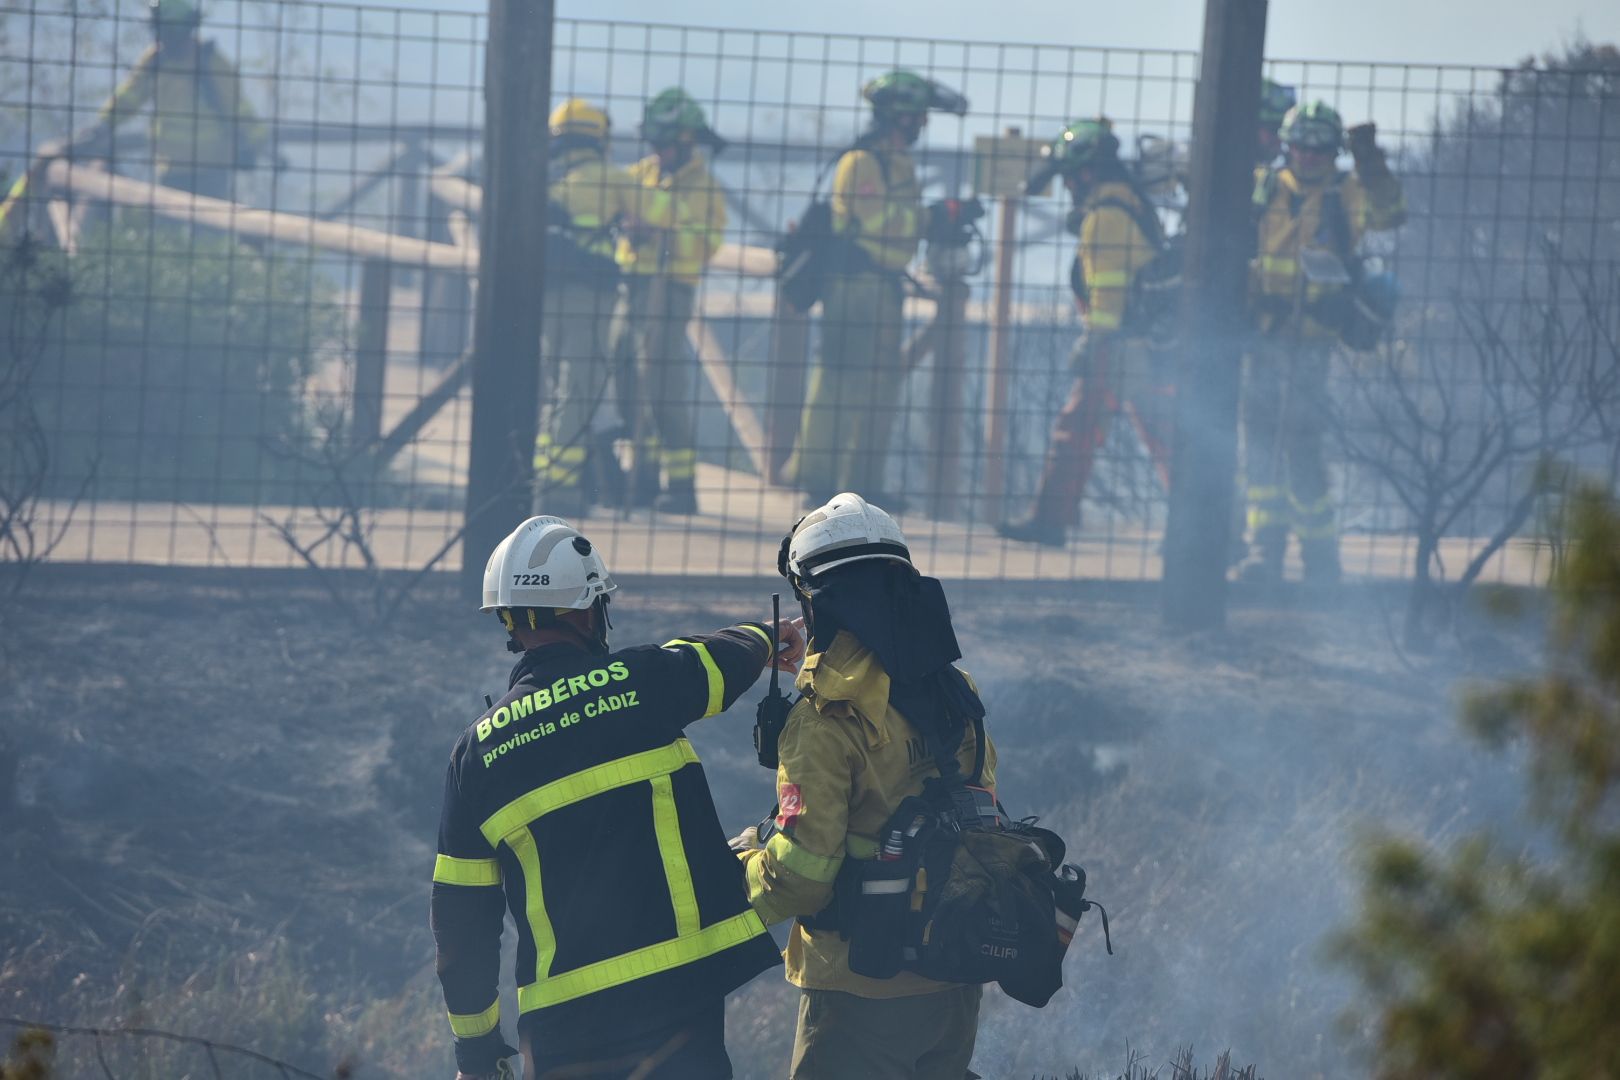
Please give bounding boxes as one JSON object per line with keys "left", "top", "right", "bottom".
{"left": 480, "top": 516, "right": 617, "bottom": 612}
{"left": 779, "top": 492, "right": 912, "bottom": 582}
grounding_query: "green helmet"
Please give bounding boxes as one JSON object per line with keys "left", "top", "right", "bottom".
{"left": 1046, "top": 118, "right": 1121, "bottom": 171}
{"left": 863, "top": 71, "right": 969, "bottom": 118}
{"left": 1022, "top": 118, "right": 1120, "bottom": 196}
{"left": 641, "top": 87, "right": 715, "bottom": 147}
{"left": 1258, "top": 78, "right": 1297, "bottom": 130}
{"left": 1280, "top": 101, "right": 1343, "bottom": 152}
{"left": 148, "top": 0, "right": 201, "bottom": 26}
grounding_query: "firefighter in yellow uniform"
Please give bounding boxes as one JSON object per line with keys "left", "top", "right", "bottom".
{"left": 733, "top": 493, "right": 997, "bottom": 1080}
{"left": 67, "top": 0, "right": 267, "bottom": 199}
{"left": 614, "top": 88, "right": 728, "bottom": 515}
{"left": 999, "top": 118, "right": 1165, "bottom": 546}
{"left": 786, "top": 71, "right": 968, "bottom": 506}
{"left": 1241, "top": 102, "right": 1405, "bottom": 584}
{"left": 532, "top": 99, "right": 641, "bottom": 519}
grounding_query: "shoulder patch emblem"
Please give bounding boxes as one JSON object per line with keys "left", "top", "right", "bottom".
{"left": 776, "top": 783, "right": 804, "bottom": 829}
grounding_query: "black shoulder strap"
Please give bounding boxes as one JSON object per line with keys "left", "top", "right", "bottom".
{"left": 193, "top": 41, "right": 229, "bottom": 119}
{"left": 1318, "top": 172, "right": 1355, "bottom": 262}
{"left": 815, "top": 135, "right": 891, "bottom": 200}
{"left": 918, "top": 667, "right": 987, "bottom": 787}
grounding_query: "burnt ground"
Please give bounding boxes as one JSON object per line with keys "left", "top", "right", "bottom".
{"left": 0, "top": 568, "right": 1541, "bottom": 1079}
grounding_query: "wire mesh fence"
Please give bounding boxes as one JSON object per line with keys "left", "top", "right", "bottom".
{"left": 1, "top": 1, "right": 1616, "bottom": 584}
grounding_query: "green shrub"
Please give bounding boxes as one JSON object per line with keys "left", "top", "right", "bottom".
{"left": 37, "top": 213, "right": 342, "bottom": 503}
{"left": 1335, "top": 484, "right": 1620, "bottom": 1076}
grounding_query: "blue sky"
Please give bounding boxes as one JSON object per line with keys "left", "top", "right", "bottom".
{"left": 536, "top": 0, "right": 1617, "bottom": 67}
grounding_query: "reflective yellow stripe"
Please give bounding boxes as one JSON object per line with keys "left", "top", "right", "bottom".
{"left": 868, "top": 203, "right": 917, "bottom": 237}
{"left": 1260, "top": 255, "right": 1297, "bottom": 274}
{"left": 447, "top": 999, "right": 500, "bottom": 1038}
{"left": 740, "top": 623, "right": 772, "bottom": 650}
{"left": 650, "top": 774, "right": 701, "bottom": 936}
{"left": 1088, "top": 270, "right": 1131, "bottom": 287}
{"left": 479, "top": 739, "right": 701, "bottom": 845}
{"left": 664, "top": 639, "right": 724, "bottom": 717}
{"left": 1089, "top": 310, "right": 1123, "bottom": 330}
{"left": 1248, "top": 508, "right": 1287, "bottom": 530}
{"left": 660, "top": 448, "right": 697, "bottom": 479}
{"left": 1247, "top": 485, "right": 1284, "bottom": 502}
{"left": 1291, "top": 495, "right": 1336, "bottom": 539}
{"left": 433, "top": 854, "right": 502, "bottom": 887}
{"left": 516, "top": 910, "right": 765, "bottom": 1012}
{"left": 765, "top": 830, "right": 842, "bottom": 884}
{"left": 508, "top": 828, "right": 558, "bottom": 984}
{"left": 1290, "top": 493, "right": 1334, "bottom": 514}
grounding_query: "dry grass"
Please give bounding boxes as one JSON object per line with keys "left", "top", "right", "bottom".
{"left": 0, "top": 573, "right": 1538, "bottom": 1078}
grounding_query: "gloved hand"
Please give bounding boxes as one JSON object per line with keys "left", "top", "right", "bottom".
{"left": 772, "top": 615, "right": 807, "bottom": 672}
{"left": 1346, "top": 122, "right": 1389, "bottom": 175}
{"left": 728, "top": 825, "right": 763, "bottom": 853}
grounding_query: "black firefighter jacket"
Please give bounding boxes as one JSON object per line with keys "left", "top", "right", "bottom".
{"left": 431, "top": 623, "right": 783, "bottom": 1073}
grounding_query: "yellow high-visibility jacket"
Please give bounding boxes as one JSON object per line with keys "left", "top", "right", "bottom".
{"left": 1251, "top": 164, "right": 1406, "bottom": 336}
{"left": 548, "top": 148, "right": 640, "bottom": 259}
{"left": 831, "top": 144, "right": 921, "bottom": 273}
{"left": 738, "top": 630, "right": 998, "bottom": 999}
{"left": 616, "top": 152, "right": 728, "bottom": 286}
{"left": 1076, "top": 180, "right": 1160, "bottom": 334}
{"left": 98, "top": 40, "right": 265, "bottom": 172}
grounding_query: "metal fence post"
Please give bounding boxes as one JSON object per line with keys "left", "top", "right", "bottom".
{"left": 461, "top": 0, "right": 553, "bottom": 593}
{"left": 766, "top": 283, "right": 810, "bottom": 484}
{"left": 928, "top": 278, "right": 969, "bottom": 520}
{"left": 351, "top": 258, "right": 392, "bottom": 449}
{"left": 1161, "top": 0, "right": 1267, "bottom": 630}
{"left": 983, "top": 128, "right": 1022, "bottom": 518}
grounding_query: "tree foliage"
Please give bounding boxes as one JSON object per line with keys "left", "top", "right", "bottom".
{"left": 1335, "top": 484, "right": 1620, "bottom": 1076}
{"left": 37, "top": 213, "right": 342, "bottom": 503}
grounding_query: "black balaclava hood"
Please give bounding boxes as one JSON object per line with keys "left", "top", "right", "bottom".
{"left": 797, "top": 560, "right": 984, "bottom": 758}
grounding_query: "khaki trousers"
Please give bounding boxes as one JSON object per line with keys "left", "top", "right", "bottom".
{"left": 788, "top": 985, "right": 981, "bottom": 1080}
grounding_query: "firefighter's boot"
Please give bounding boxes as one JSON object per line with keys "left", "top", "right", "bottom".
{"left": 586, "top": 430, "right": 627, "bottom": 510}
{"left": 1300, "top": 537, "right": 1342, "bottom": 585}
{"left": 655, "top": 478, "right": 699, "bottom": 516}
{"left": 995, "top": 515, "right": 1066, "bottom": 548}
{"left": 629, "top": 462, "right": 661, "bottom": 509}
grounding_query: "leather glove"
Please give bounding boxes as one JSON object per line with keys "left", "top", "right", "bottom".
{"left": 1346, "top": 122, "right": 1388, "bottom": 174}
{"left": 728, "top": 825, "right": 763, "bottom": 853}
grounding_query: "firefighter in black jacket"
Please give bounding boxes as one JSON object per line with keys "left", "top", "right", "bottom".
{"left": 433, "top": 515, "right": 804, "bottom": 1080}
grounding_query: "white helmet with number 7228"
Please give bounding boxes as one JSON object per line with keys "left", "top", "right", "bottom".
{"left": 779, "top": 492, "right": 913, "bottom": 584}
{"left": 481, "top": 516, "right": 617, "bottom": 612}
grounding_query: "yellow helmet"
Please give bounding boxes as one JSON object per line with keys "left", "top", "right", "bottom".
{"left": 549, "top": 99, "right": 610, "bottom": 140}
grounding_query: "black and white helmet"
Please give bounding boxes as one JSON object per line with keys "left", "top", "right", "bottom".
{"left": 480, "top": 516, "right": 616, "bottom": 613}
{"left": 779, "top": 492, "right": 912, "bottom": 583}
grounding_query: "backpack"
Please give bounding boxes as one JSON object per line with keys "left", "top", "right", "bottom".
{"left": 776, "top": 139, "right": 888, "bottom": 312}
{"left": 1070, "top": 189, "right": 1183, "bottom": 343}
{"left": 839, "top": 670, "right": 1112, "bottom": 1007}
